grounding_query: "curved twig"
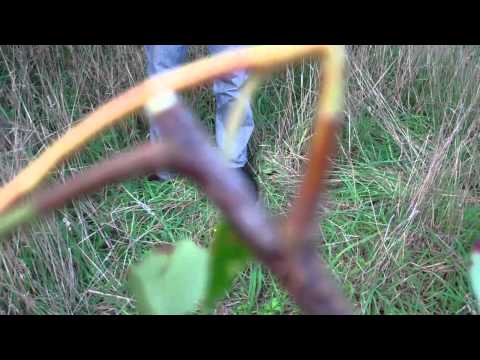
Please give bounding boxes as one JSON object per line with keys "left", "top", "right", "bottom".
{"left": 0, "top": 45, "right": 345, "bottom": 214}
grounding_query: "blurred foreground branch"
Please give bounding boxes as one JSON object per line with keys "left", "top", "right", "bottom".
{"left": 0, "top": 45, "right": 351, "bottom": 314}
{"left": 0, "top": 99, "right": 351, "bottom": 314}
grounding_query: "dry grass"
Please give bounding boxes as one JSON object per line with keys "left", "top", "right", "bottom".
{"left": 0, "top": 45, "right": 479, "bottom": 314}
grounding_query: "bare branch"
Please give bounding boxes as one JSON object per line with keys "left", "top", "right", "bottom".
{"left": 0, "top": 45, "right": 351, "bottom": 314}
{"left": 33, "top": 142, "right": 176, "bottom": 213}
{"left": 0, "top": 45, "right": 345, "bottom": 215}
{"left": 0, "top": 101, "right": 352, "bottom": 314}
{"left": 285, "top": 114, "right": 344, "bottom": 248}
{"left": 147, "top": 103, "right": 352, "bottom": 314}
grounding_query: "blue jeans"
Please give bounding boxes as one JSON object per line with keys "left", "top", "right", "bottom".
{"left": 144, "top": 45, "right": 254, "bottom": 180}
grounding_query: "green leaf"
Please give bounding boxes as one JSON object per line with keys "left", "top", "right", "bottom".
{"left": 204, "top": 221, "right": 252, "bottom": 311}
{"left": 471, "top": 246, "right": 480, "bottom": 307}
{"left": 128, "top": 240, "right": 209, "bottom": 315}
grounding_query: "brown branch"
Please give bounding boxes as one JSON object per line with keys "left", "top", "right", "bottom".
{"left": 148, "top": 103, "right": 352, "bottom": 314}
{"left": 284, "top": 114, "right": 343, "bottom": 248}
{"left": 32, "top": 142, "right": 177, "bottom": 214}
{"left": 0, "top": 45, "right": 345, "bottom": 215}
{"left": 11, "top": 101, "right": 352, "bottom": 314}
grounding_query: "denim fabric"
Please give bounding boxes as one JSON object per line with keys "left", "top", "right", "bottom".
{"left": 144, "top": 45, "right": 254, "bottom": 179}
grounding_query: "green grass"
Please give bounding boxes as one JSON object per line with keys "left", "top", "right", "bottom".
{"left": 0, "top": 45, "right": 479, "bottom": 314}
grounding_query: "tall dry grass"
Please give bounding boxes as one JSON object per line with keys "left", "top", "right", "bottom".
{"left": 0, "top": 45, "right": 478, "bottom": 314}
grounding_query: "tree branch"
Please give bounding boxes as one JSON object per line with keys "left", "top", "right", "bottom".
{"left": 0, "top": 45, "right": 351, "bottom": 314}
{"left": 0, "top": 101, "right": 352, "bottom": 314}
{"left": 0, "top": 45, "right": 345, "bottom": 215}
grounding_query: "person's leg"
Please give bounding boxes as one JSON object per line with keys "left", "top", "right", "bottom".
{"left": 145, "top": 45, "right": 187, "bottom": 76}
{"left": 207, "top": 45, "right": 254, "bottom": 169}
{"left": 144, "top": 45, "right": 187, "bottom": 180}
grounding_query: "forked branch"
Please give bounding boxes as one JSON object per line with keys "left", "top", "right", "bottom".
{"left": 0, "top": 45, "right": 345, "bottom": 214}
{"left": 0, "top": 45, "right": 350, "bottom": 314}
{"left": 0, "top": 100, "right": 351, "bottom": 314}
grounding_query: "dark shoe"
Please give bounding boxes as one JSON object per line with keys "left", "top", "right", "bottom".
{"left": 148, "top": 174, "right": 164, "bottom": 182}
{"left": 239, "top": 164, "right": 259, "bottom": 201}
{"left": 148, "top": 171, "right": 177, "bottom": 183}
